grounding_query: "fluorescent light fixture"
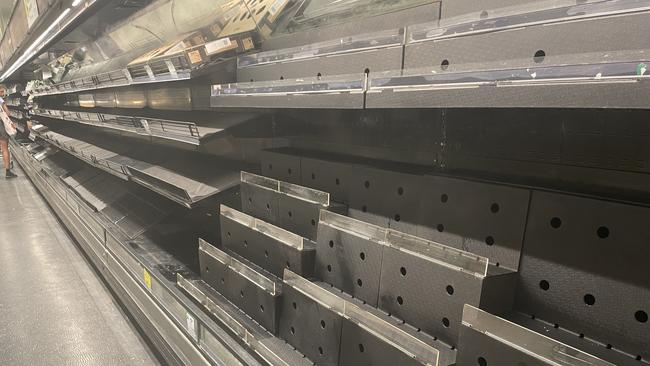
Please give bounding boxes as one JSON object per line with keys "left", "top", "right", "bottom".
{"left": 0, "top": 1, "right": 88, "bottom": 82}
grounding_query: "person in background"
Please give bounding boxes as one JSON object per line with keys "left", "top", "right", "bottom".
{"left": 0, "top": 85, "right": 17, "bottom": 178}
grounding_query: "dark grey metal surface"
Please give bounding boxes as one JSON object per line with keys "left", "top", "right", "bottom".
{"left": 278, "top": 283, "right": 343, "bottom": 366}
{"left": 260, "top": 150, "right": 302, "bottom": 185}
{"left": 510, "top": 313, "right": 647, "bottom": 366}
{"left": 379, "top": 245, "right": 515, "bottom": 347}
{"left": 348, "top": 165, "right": 424, "bottom": 232}
{"left": 277, "top": 193, "right": 344, "bottom": 242}
{"left": 220, "top": 213, "right": 316, "bottom": 278}
{"left": 365, "top": 79, "right": 650, "bottom": 109}
{"left": 280, "top": 270, "right": 453, "bottom": 366}
{"left": 260, "top": 149, "right": 530, "bottom": 270}
{"left": 439, "top": 0, "right": 538, "bottom": 19}
{"left": 210, "top": 92, "right": 365, "bottom": 109}
{"left": 240, "top": 175, "right": 343, "bottom": 241}
{"left": 315, "top": 221, "right": 385, "bottom": 307}
{"left": 404, "top": 12, "right": 650, "bottom": 71}
{"left": 199, "top": 241, "right": 281, "bottom": 334}
{"left": 516, "top": 190, "right": 650, "bottom": 360}
{"left": 241, "top": 181, "right": 280, "bottom": 223}
{"left": 261, "top": 2, "right": 440, "bottom": 50}
{"left": 416, "top": 175, "right": 530, "bottom": 271}
{"left": 300, "top": 155, "right": 354, "bottom": 203}
{"left": 237, "top": 46, "right": 403, "bottom": 82}
{"left": 339, "top": 318, "right": 432, "bottom": 366}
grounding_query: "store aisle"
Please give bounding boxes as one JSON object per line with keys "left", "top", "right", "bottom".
{"left": 0, "top": 164, "right": 160, "bottom": 366}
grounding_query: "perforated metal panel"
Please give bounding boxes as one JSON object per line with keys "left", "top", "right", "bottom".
{"left": 240, "top": 174, "right": 344, "bottom": 241}
{"left": 260, "top": 150, "right": 302, "bottom": 184}
{"left": 300, "top": 155, "right": 354, "bottom": 204}
{"left": 315, "top": 222, "right": 385, "bottom": 306}
{"left": 339, "top": 318, "right": 438, "bottom": 366}
{"left": 278, "top": 285, "right": 342, "bottom": 366}
{"left": 199, "top": 242, "right": 281, "bottom": 333}
{"left": 348, "top": 166, "right": 425, "bottom": 233}
{"left": 378, "top": 245, "right": 512, "bottom": 347}
{"left": 237, "top": 46, "right": 403, "bottom": 82}
{"left": 516, "top": 191, "right": 650, "bottom": 359}
{"left": 416, "top": 175, "right": 530, "bottom": 270}
{"left": 240, "top": 181, "right": 279, "bottom": 223}
{"left": 439, "top": 0, "right": 538, "bottom": 18}
{"left": 365, "top": 80, "right": 650, "bottom": 109}
{"left": 220, "top": 214, "right": 316, "bottom": 278}
{"left": 404, "top": 13, "right": 650, "bottom": 71}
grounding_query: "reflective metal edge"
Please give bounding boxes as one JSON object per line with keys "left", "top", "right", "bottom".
{"left": 241, "top": 171, "right": 330, "bottom": 206}
{"left": 198, "top": 238, "right": 280, "bottom": 295}
{"left": 220, "top": 204, "right": 307, "bottom": 250}
{"left": 105, "top": 252, "right": 211, "bottom": 366}
{"left": 408, "top": 0, "right": 650, "bottom": 44}
{"left": 241, "top": 171, "right": 279, "bottom": 191}
{"left": 283, "top": 270, "right": 440, "bottom": 366}
{"left": 238, "top": 28, "right": 403, "bottom": 68}
{"left": 34, "top": 108, "right": 202, "bottom": 146}
{"left": 177, "top": 274, "right": 296, "bottom": 366}
{"left": 461, "top": 305, "right": 616, "bottom": 366}
{"left": 385, "top": 230, "right": 488, "bottom": 277}
{"left": 319, "top": 210, "right": 487, "bottom": 276}
{"left": 318, "top": 209, "right": 388, "bottom": 243}
{"left": 211, "top": 74, "right": 365, "bottom": 97}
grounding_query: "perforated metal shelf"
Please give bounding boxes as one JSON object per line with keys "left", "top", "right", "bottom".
{"left": 199, "top": 239, "right": 282, "bottom": 334}
{"left": 279, "top": 270, "right": 453, "bottom": 366}
{"left": 220, "top": 204, "right": 316, "bottom": 278}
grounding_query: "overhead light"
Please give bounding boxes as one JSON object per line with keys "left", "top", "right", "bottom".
{"left": 72, "top": 0, "right": 83, "bottom": 7}
{"left": 0, "top": 7, "right": 73, "bottom": 81}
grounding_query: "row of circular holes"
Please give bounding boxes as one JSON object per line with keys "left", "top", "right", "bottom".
{"left": 361, "top": 187, "right": 503, "bottom": 247}
{"left": 528, "top": 312, "right": 646, "bottom": 362}
{"left": 253, "top": 68, "right": 371, "bottom": 84}
{"left": 246, "top": 170, "right": 641, "bottom": 356}
{"left": 538, "top": 279, "right": 647, "bottom": 323}
{"left": 326, "top": 240, "right": 456, "bottom": 328}
{"left": 439, "top": 50, "right": 546, "bottom": 72}
{"left": 210, "top": 259, "right": 645, "bottom": 363}
{"left": 204, "top": 266, "right": 269, "bottom": 314}
{"left": 266, "top": 169, "right": 613, "bottom": 247}
{"left": 288, "top": 301, "right": 329, "bottom": 357}
{"left": 549, "top": 216, "right": 610, "bottom": 239}
{"left": 226, "top": 232, "right": 295, "bottom": 269}
{"left": 247, "top": 196, "right": 317, "bottom": 226}
{"left": 286, "top": 301, "right": 384, "bottom": 357}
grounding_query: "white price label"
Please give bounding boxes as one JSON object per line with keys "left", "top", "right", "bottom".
{"left": 205, "top": 38, "right": 233, "bottom": 55}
